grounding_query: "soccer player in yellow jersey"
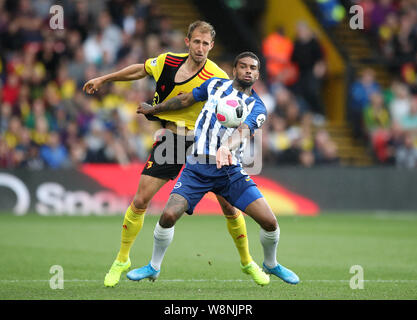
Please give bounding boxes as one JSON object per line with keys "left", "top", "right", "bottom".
{"left": 83, "top": 21, "right": 269, "bottom": 287}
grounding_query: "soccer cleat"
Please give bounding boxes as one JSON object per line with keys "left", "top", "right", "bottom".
{"left": 104, "top": 258, "right": 131, "bottom": 287}
{"left": 241, "top": 261, "right": 270, "bottom": 286}
{"left": 126, "top": 262, "right": 160, "bottom": 282}
{"left": 263, "top": 262, "right": 300, "bottom": 285}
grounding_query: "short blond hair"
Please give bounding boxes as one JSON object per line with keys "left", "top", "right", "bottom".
{"left": 187, "top": 20, "right": 216, "bottom": 40}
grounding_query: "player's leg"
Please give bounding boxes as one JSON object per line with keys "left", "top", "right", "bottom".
{"left": 150, "top": 194, "right": 188, "bottom": 269}
{"left": 105, "top": 131, "right": 187, "bottom": 287}
{"left": 104, "top": 174, "right": 168, "bottom": 287}
{"left": 126, "top": 193, "right": 189, "bottom": 281}
{"left": 216, "top": 171, "right": 269, "bottom": 286}
{"left": 216, "top": 195, "right": 253, "bottom": 266}
{"left": 127, "top": 162, "right": 212, "bottom": 281}
{"left": 243, "top": 195, "right": 299, "bottom": 284}
{"left": 117, "top": 174, "right": 169, "bottom": 262}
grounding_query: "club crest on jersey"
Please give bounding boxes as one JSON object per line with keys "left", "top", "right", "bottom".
{"left": 256, "top": 114, "right": 266, "bottom": 128}
{"left": 152, "top": 92, "right": 160, "bottom": 105}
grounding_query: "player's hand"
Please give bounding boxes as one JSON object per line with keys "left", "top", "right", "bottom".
{"left": 83, "top": 78, "right": 104, "bottom": 94}
{"left": 136, "top": 102, "right": 154, "bottom": 115}
{"left": 216, "top": 146, "right": 232, "bottom": 169}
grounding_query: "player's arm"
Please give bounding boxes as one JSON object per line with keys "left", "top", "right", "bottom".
{"left": 136, "top": 92, "right": 196, "bottom": 115}
{"left": 83, "top": 64, "right": 147, "bottom": 94}
{"left": 136, "top": 77, "right": 214, "bottom": 115}
{"left": 216, "top": 123, "right": 251, "bottom": 169}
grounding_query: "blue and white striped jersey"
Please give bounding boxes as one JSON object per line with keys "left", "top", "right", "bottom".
{"left": 191, "top": 77, "right": 267, "bottom": 165}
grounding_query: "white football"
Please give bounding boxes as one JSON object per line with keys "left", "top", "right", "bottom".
{"left": 215, "top": 98, "right": 249, "bottom": 128}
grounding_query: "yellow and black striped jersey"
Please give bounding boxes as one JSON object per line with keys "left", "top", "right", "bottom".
{"left": 144, "top": 52, "right": 229, "bottom": 130}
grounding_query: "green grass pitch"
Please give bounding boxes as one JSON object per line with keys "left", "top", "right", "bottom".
{"left": 0, "top": 212, "right": 416, "bottom": 300}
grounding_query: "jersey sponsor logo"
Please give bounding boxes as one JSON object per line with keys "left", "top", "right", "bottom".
{"left": 256, "top": 114, "right": 266, "bottom": 128}
{"left": 174, "top": 182, "right": 182, "bottom": 189}
{"left": 146, "top": 161, "right": 153, "bottom": 169}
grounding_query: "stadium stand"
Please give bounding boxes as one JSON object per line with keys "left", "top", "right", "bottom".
{"left": 1, "top": 0, "right": 416, "bottom": 169}
{"left": 306, "top": 0, "right": 417, "bottom": 167}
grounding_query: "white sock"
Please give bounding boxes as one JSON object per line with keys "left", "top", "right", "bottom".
{"left": 260, "top": 226, "right": 280, "bottom": 269}
{"left": 150, "top": 222, "right": 175, "bottom": 271}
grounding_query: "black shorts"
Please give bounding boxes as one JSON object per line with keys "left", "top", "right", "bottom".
{"left": 142, "top": 132, "right": 194, "bottom": 180}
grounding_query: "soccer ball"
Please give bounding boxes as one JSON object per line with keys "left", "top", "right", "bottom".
{"left": 215, "top": 98, "right": 248, "bottom": 128}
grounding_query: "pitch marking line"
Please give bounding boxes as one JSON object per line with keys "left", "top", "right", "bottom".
{"left": 1, "top": 279, "right": 416, "bottom": 283}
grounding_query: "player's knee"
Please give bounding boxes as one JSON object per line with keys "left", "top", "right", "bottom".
{"left": 261, "top": 217, "right": 278, "bottom": 232}
{"left": 132, "top": 194, "right": 150, "bottom": 210}
{"left": 221, "top": 202, "right": 236, "bottom": 216}
{"left": 160, "top": 207, "right": 180, "bottom": 228}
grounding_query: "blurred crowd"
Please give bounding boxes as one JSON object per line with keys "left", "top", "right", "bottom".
{"left": 0, "top": 0, "right": 180, "bottom": 169}
{"left": 261, "top": 21, "right": 339, "bottom": 167}
{"left": 347, "top": 0, "right": 417, "bottom": 168}
{"left": 0, "top": 0, "right": 340, "bottom": 170}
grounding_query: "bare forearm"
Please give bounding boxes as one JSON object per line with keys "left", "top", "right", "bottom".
{"left": 151, "top": 93, "right": 195, "bottom": 114}
{"left": 101, "top": 64, "right": 147, "bottom": 83}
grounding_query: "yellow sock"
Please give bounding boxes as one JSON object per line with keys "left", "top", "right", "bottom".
{"left": 225, "top": 211, "right": 252, "bottom": 266}
{"left": 116, "top": 203, "right": 145, "bottom": 263}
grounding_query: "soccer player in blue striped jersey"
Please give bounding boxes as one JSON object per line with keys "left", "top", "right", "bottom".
{"left": 130, "top": 52, "right": 299, "bottom": 285}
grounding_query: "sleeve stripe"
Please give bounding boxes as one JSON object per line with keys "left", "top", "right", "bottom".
{"left": 166, "top": 55, "right": 183, "bottom": 62}
{"left": 165, "top": 61, "right": 180, "bottom": 67}
{"left": 165, "top": 57, "right": 181, "bottom": 64}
